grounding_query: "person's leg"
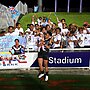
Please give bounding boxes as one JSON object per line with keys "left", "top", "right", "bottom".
{"left": 38, "top": 58, "right": 44, "bottom": 72}
{"left": 38, "top": 58, "right": 44, "bottom": 78}
{"left": 44, "top": 60, "right": 48, "bottom": 73}
{"left": 44, "top": 60, "right": 49, "bottom": 81}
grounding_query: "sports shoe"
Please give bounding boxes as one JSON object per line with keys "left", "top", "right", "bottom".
{"left": 38, "top": 73, "right": 44, "bottom": 79}
{"left": 44, "top": 75, "right": 48, "bottom": 81}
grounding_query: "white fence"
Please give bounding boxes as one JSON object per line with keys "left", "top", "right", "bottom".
{"left": 15, "top": 1, "right": 28, "bottom": 15}
{"left": 0, "top": 4, "right": 14, "bottom": 29}
{"left": 0, "top": 1, "right": 28, "bottom": 29}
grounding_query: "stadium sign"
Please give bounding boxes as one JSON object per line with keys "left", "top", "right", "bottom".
{"left": 32, "top": 51, "right": 90, "bottom": 68}
{"left": 48, "top": 52, "right": 90, "bottom": 67}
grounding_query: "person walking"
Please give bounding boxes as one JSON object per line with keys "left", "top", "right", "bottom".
{"left": 37, "top": 32, "right": 52, "bottom": 81}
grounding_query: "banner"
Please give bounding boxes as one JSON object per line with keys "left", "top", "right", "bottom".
{"left": 0, "top": 35, "right": 34, "bottom": 69}
{"left": 0, "top": 35, "right": 90, "bottom": 69}
{"left": 9, "top": 6, "right": 20, "bottom": 21}
{"left": 32, "top": 51, "right": 90, "bottom": 67}
{"left": 0, "top": 52, "right": 38, "bottom": 69}
{"left": 0, "top": 36, "right": 26, "bottom": 52}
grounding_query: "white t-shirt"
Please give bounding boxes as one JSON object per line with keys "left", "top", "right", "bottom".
{"left": 47, "top": 22, "right": 53, "bottom": 28}
{"left": 5, "top": 32, "right": 17, "bottom": 36}
{"left": 53, "top": 34, "right": 61, "bottom": 48}
{"left": 77, "top": 34, "right": 85, "bottom": 47}
{"left": 87, "top": 28, "right": 90, "bottom": 33}
{"left": 83, "top": 29, "right": 87, "bottom": 34}
{"left": 25, "top": 28, "right": 33, "bottom": 35}
{"left": 14, "top": 28, "right": 24, "bottom": 35}
{"left": 58, "top": 22, "right": 63, "bottom": 29}
{"left": 61, "top": 29, "right": 69, "bottom": 35}
{"left": 37, "top": 19, "right": 42, "bottom": 25}
{"left": 26, "top": 35, "right": 38, "bottom": 51}
{"left": 68, "top": 35, "right": 77, "bottom": 48}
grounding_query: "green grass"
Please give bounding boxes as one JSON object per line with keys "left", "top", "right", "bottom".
{"left": 19, "top": 12, "right": 90, "bottom": 31}
{"left": 0, "top": 74, "right": 90, "bottom": 90}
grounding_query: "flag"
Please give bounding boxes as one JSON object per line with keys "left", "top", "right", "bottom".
{"left": 9, "top": 6, "right": 20, "bottom": 20}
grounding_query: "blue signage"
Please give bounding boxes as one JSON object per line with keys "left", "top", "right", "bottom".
{"left": 0, "top": 36, "right": 26, "bottom": 52}
{"left": 32, "top": 52, "right": 90, "bottom": 67}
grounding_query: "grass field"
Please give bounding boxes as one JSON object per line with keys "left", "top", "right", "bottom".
{"left": 19, "top": 12, "right": 90, "bottom": 30}
{"left": 0, "top": 74, "right": 90, "bottom": 90}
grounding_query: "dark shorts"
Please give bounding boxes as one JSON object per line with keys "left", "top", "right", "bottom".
{"left": 38, "top": 51, "right": 49, "bottom": 60}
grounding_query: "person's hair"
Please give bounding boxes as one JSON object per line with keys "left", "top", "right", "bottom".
{"left": 46, "top": 24, "right": 50, "bottom": 27}
{"left": 83, "top": 24, "right": 88, "bottom": 27}
{"left": 41, "top": 26, "right": 46, "bottom": 31}
{"left": 14, "top": 39, "right": 19, "bottom": 42}
{"left": 39, "top": 17, "right": 42, "bottom": 20}
{"left": 61, "top": 18, "right": 66, "bottom": 22}
{"left": 8, "top": 26, "right": 14, "bottom": 29}
{"left": 47, "top": 31, "right": 52, "bottom": 36}
{"left": 78, "top": 27, "right": 83, "bottom": 31}
{"left": 35, "top": 24, "right": 39, "bottom": 27}
{"left": 53, "top": 23, "right": 56, "bottom": 25}
{"left": 55, "top": 27, "right": 61, "bottom": 32}
{"left": 29, "top": 24, "right": 34, "bottom": 26}
{"left": 16, "top": 22, "right": 20, "bottom": 27}
{"left": 27, "top": 24, "right": 30, "bottom": 28}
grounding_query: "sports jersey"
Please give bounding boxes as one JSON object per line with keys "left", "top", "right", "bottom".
{"left": 12, "top": 45, "right": 24, "bottom": 55}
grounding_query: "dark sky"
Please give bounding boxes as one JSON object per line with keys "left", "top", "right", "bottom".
{"left": 0, "top": 0, "right": 90, "bottom": 12}
{"left": 0, "top": 0, "right": 38, "bottom": 7}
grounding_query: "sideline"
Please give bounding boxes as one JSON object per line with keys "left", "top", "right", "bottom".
{"left": 0, "top": 68, "right": 90, "bottom": 75}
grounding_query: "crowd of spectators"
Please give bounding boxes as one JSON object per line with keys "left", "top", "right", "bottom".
{"left": 0, "top": 14, "right": 90, "bottom": 51}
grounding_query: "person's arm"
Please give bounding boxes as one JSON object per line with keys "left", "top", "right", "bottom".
{"left": 34, "top": 13, "right": 38, "bottom": 20}
{"left": 13, "top": 20, "right": 16, "bottom": 29}
{"left": 9, "top": 46, "right": 14, "bottom": 55}
{"left": 47, "top": 12, "right": 52, "bottom": 18}
{"left": 45, "top": 44, "right": 50, "bottom": 49}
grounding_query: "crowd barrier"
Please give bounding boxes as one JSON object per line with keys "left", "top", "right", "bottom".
{"left": 0, "top": 35, "right": 90, "bottom": 69}
{"left": 31, "top": 48, "right": 90, "bottom": 68}
{"left": 0, "top": 48, "right": 90, "bottom": 69}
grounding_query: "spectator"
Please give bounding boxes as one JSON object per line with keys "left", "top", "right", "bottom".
{"left": 31, "top": 15, "right": 35, "bottom": 25}
{"left": 47, "top": 19, "right": 53, "bottom": 28}
{"left": 14, "top": 23, "right": 24, "bottom": 36}
{"left": 46, "top": 24, "right": 51, "bottom": 32}
{"left": 67, "top": 32, "right": 78, "bottom": 48}
{"left": 41, "top": 19, "right": 48, "bottom": 27}
{"left": 37, "top": 17, "right": 42, "bottom": 26}
{"left": 87, "top": 24, "right": 90, "bottom": 34}
{"left": 41, "top": 26, "right": 47, "bottom": 34}
{"left": 58, "top": 20, "right": 63, "bottom": 30}
{"left": 0, "top": 29, "right": 6, "bottom": 36}
{"left": 76, "top": 27, "right": 85, "bottom": 47}
{"left": 25, "top": 24, "right": 35, "bottom": 35}
{"left": 68, "top": 23, "right": 78, "bottom": 34}
{"left": 5, "top": 26, "right": 15, "bottom": 36}
{"left": 52, "top": 23, "right": 57, "bottom": 29}
{"left": 61, "top": 18, "right": 66, "bottom": 24}
{"left": 53, "top": 27, "right": 62, "bottom": 48}
{"left": 35, "top": 24, "right": 40, "bottom": 30}
{"left": 83, "top": 24, "right": 89, "bottom": 34}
